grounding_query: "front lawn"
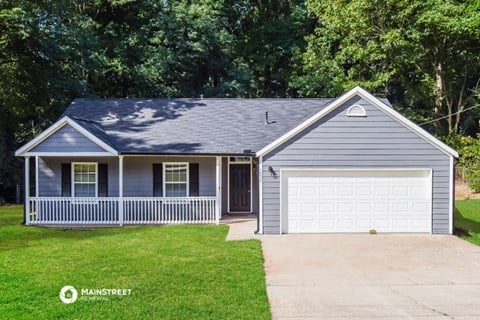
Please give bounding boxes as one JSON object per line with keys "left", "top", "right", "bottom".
{"left": 0, "top": 205, "right": 270, "bottom": 319}
{"left": 455, "top": 199, "right": 480, "bottom": 246}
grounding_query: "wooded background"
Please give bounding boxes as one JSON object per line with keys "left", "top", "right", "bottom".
{"left": 1, "top": 0, "right": 480, "bottom": 201}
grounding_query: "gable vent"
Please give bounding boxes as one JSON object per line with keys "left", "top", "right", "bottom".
{"left": 346, "top": 104, "right": 367, "bottom": 117}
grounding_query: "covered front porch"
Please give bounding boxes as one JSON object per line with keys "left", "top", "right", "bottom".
{"left": 23, "top": 155, "right": 258, "bottom": 226}
{"left": 27, "top": 196, "right": 218, "bottom": 225}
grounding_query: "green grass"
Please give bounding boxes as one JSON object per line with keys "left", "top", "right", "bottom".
{"left": 455, "top": 199, "right": 480, "bottom": 245}
{"left": 0, "top": 205, "right": 270, "bottom": 320}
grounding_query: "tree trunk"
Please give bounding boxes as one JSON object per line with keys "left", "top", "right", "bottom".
{"left": 433, "top": 61, "right": 451, "bottom": 133}
{"left": 454, "top": 77, "right": 467, "bottom": 133}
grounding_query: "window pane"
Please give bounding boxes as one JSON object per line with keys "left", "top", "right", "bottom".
{"left": 165, "top": 183, "right": 187, "bottom": 197}
{"left": 165, "top": 164, "right": 187, "bottom": 183}
{"left": 74, "top": 183, "right": 95, "bottom": 197}
{"left": 178, "top": 168, "right": 187, "bottom": 182}
{"left": 165, "top": 169, "right": 174, "bottom": 182}
{"left": 87, "top": 173, "right": 96, "bottom": 183}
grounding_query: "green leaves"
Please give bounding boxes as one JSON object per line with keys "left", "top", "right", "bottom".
{"left": 1, "top": 0, "right": 480, "bottom": 199}
{"left": 298, "top": 0, "right": 480, "bottom": 134}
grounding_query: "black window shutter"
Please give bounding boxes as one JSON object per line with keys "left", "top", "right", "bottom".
{"left": 189, "top": 163, "right": 199, "bottom": 196}
{"left": 98, "top": 163, "right": 108, "bottom": 197}
{"left": 153, "top": 163, "right": 163, "bottom": 196}
{"left": 61, "top": 163, "right": 71, "bottom": 197}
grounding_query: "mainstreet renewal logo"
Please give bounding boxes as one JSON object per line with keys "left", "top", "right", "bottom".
{"left": 59, "top": 286, "right": 78, "bottom": 304}
{"left": 59, "top": 286, "right": 132, "bottom": 304}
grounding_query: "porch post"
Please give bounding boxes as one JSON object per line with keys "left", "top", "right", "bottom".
{"left": 215, "top": 156, "right": 222, "bottom": 224}
{"left": 118, "top": 155, "right": 124, "bottom": 226}
{"left": 35, "top": 156, "right": 39, "bottom": 197}
{"left": 24, "top": 156, "right": 30, "bottom": 225}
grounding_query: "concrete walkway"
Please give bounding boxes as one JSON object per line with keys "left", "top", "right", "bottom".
{"left": 222, "top": 214, "right": 259, "bottom": 241}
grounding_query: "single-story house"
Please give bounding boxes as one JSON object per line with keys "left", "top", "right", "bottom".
{"left": 16, "top": 87, "right": 458, "bottom": 234}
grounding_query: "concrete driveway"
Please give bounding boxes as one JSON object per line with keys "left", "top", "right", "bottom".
{"left": 261, "top": 234, "right": 480, "bottom": 319}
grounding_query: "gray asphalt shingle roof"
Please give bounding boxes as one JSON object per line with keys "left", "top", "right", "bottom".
{"left": 64, "top": 98, "right": 336, "bottom": 154}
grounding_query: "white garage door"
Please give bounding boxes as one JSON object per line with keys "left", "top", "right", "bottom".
{"left": 283, "top": 169, "right": 432, "bottom": 233}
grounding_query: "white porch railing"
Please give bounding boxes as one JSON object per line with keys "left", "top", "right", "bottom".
{"left": 28, "top": 197, "right": 217, "bottom": 225}
{"left": 123, "top": 197, "right": 216, "bottom": 224}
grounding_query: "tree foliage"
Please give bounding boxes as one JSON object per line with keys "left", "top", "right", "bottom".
{"left": 0, "top": 0, "right": 480, "bottom": 200}
{"left": 297, "top": 0, "right": 480, "bottom": 134}
{"left": 445, "top": 134, "right": 480, "bottom": 192}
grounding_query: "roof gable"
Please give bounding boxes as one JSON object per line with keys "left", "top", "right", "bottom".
{"left": 15, "top": 116, "right": 118, "bottom": 156}
{"left": 256, "top": 87, "right": 459, "bottom": 158}
{"left": 30, "top": 124, "right": 106, "bottom": 153}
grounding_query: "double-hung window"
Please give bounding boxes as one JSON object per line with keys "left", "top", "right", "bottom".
{"left": 164, "top": 163, "right": 188, "bottom": 197}
{"left": 72, "top": 163, "right": 97, "bottom": 197}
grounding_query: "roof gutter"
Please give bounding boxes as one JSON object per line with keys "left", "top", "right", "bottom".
{"left": 118, "top": 151, "right": 258, "bottom": 157}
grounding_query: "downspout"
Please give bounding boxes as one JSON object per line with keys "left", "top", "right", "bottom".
{"left": 452, "top": 157, "right": 458, "bottom": 234}
{"left": 255, "top": 155, "right": 263, "bottom": 234}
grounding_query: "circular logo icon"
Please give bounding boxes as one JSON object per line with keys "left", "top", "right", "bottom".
{"left": 59, "top": 286, "right": 78, "bottom": 304}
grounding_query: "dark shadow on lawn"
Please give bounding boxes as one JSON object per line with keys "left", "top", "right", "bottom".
{"left": 0, "top": 224, "right": 154, "bottom": 253}
{"left": 454, "top": 207, "right": 480, "bottom": 236}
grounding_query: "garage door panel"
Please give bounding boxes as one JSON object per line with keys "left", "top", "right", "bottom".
{"left": 373, "top": 202, "right": 390, "bottom": 211}
{"left": 337, "top": 186, "right": 354, "bottom": 196}
{"left": 284, "top": 170, "right": 431, "bottom": 233}
{"left": 374, "top": 186, "right": 392, "bottom": 196}
{"left": 337, "top": 203, "right": 354, "bottom": 213}
{"left": 392, "top": 219, "right": 409, "bottom": 229}
{"left": 392, "top": 186, "right": 409, "bottom": 196}
{"left": 318, "top": 187, "right": 334, "bottom": 196}
{"left": 319, "top": 202, "right": 335, "bottom": 211}
{"left": 373, "top": 219, "right": 389, "bottom": 229}
{"left": 355, "top": 203, "right": 371, "bottom": 212}
{"left": 412, "top": 219, "right": 429, "bottom": 228}
{"left": 337, "top": 219, "right": 353, "bottom": 229}
{"left": 392, "top": 202, "right": 409, "bottom": 212}
{"left": 355, "top": 219, "right": 372, "bottom": 229}
{"left": 356, "top": 186, "right": 373, "bottom": 196}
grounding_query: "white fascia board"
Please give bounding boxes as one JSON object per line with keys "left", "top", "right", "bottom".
{"left": 23, "top": 152, "right": 116, "bottom": 157}
{"left": 256, "top": 86, "right": 459, "bottom": 158}
{"left": 15, "top": 116, "right": 118, "bottom": 156}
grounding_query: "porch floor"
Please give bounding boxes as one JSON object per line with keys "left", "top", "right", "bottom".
{"left": 222, "top": 214, "right": 259, "bottom": 241}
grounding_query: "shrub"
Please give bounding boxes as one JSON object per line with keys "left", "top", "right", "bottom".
{"left": 443, "top": 134, "right": 480, "bottom": 192}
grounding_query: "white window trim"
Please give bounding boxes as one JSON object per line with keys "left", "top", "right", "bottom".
{"left": 346, "top": 104, "right": 367, "bottom": 117}
{"left": 163, "top": 162, "right": 189, "bottom": 197}
{"left": 71, "top": 162, "right": 98, "bottom": 198}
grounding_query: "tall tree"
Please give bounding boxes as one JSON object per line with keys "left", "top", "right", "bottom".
{"left": 0, "top": 1, "right": 95, "bottom": 200}
{"left": 296, "top": 0, "right": 480, "bottom": 134}
{"left": 228, "top": 0, "right": 314, "bottom": 97}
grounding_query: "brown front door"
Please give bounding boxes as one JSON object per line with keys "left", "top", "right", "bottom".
{"left": 229, "top": 164, "right": 251, "bottom": 212}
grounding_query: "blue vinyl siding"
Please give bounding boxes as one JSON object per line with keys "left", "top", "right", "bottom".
{"left": 31, "top": 124, "right": 106, "bottom": 153}
{"left": 261, "top": 96, "right": 452, "bottom": 234}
